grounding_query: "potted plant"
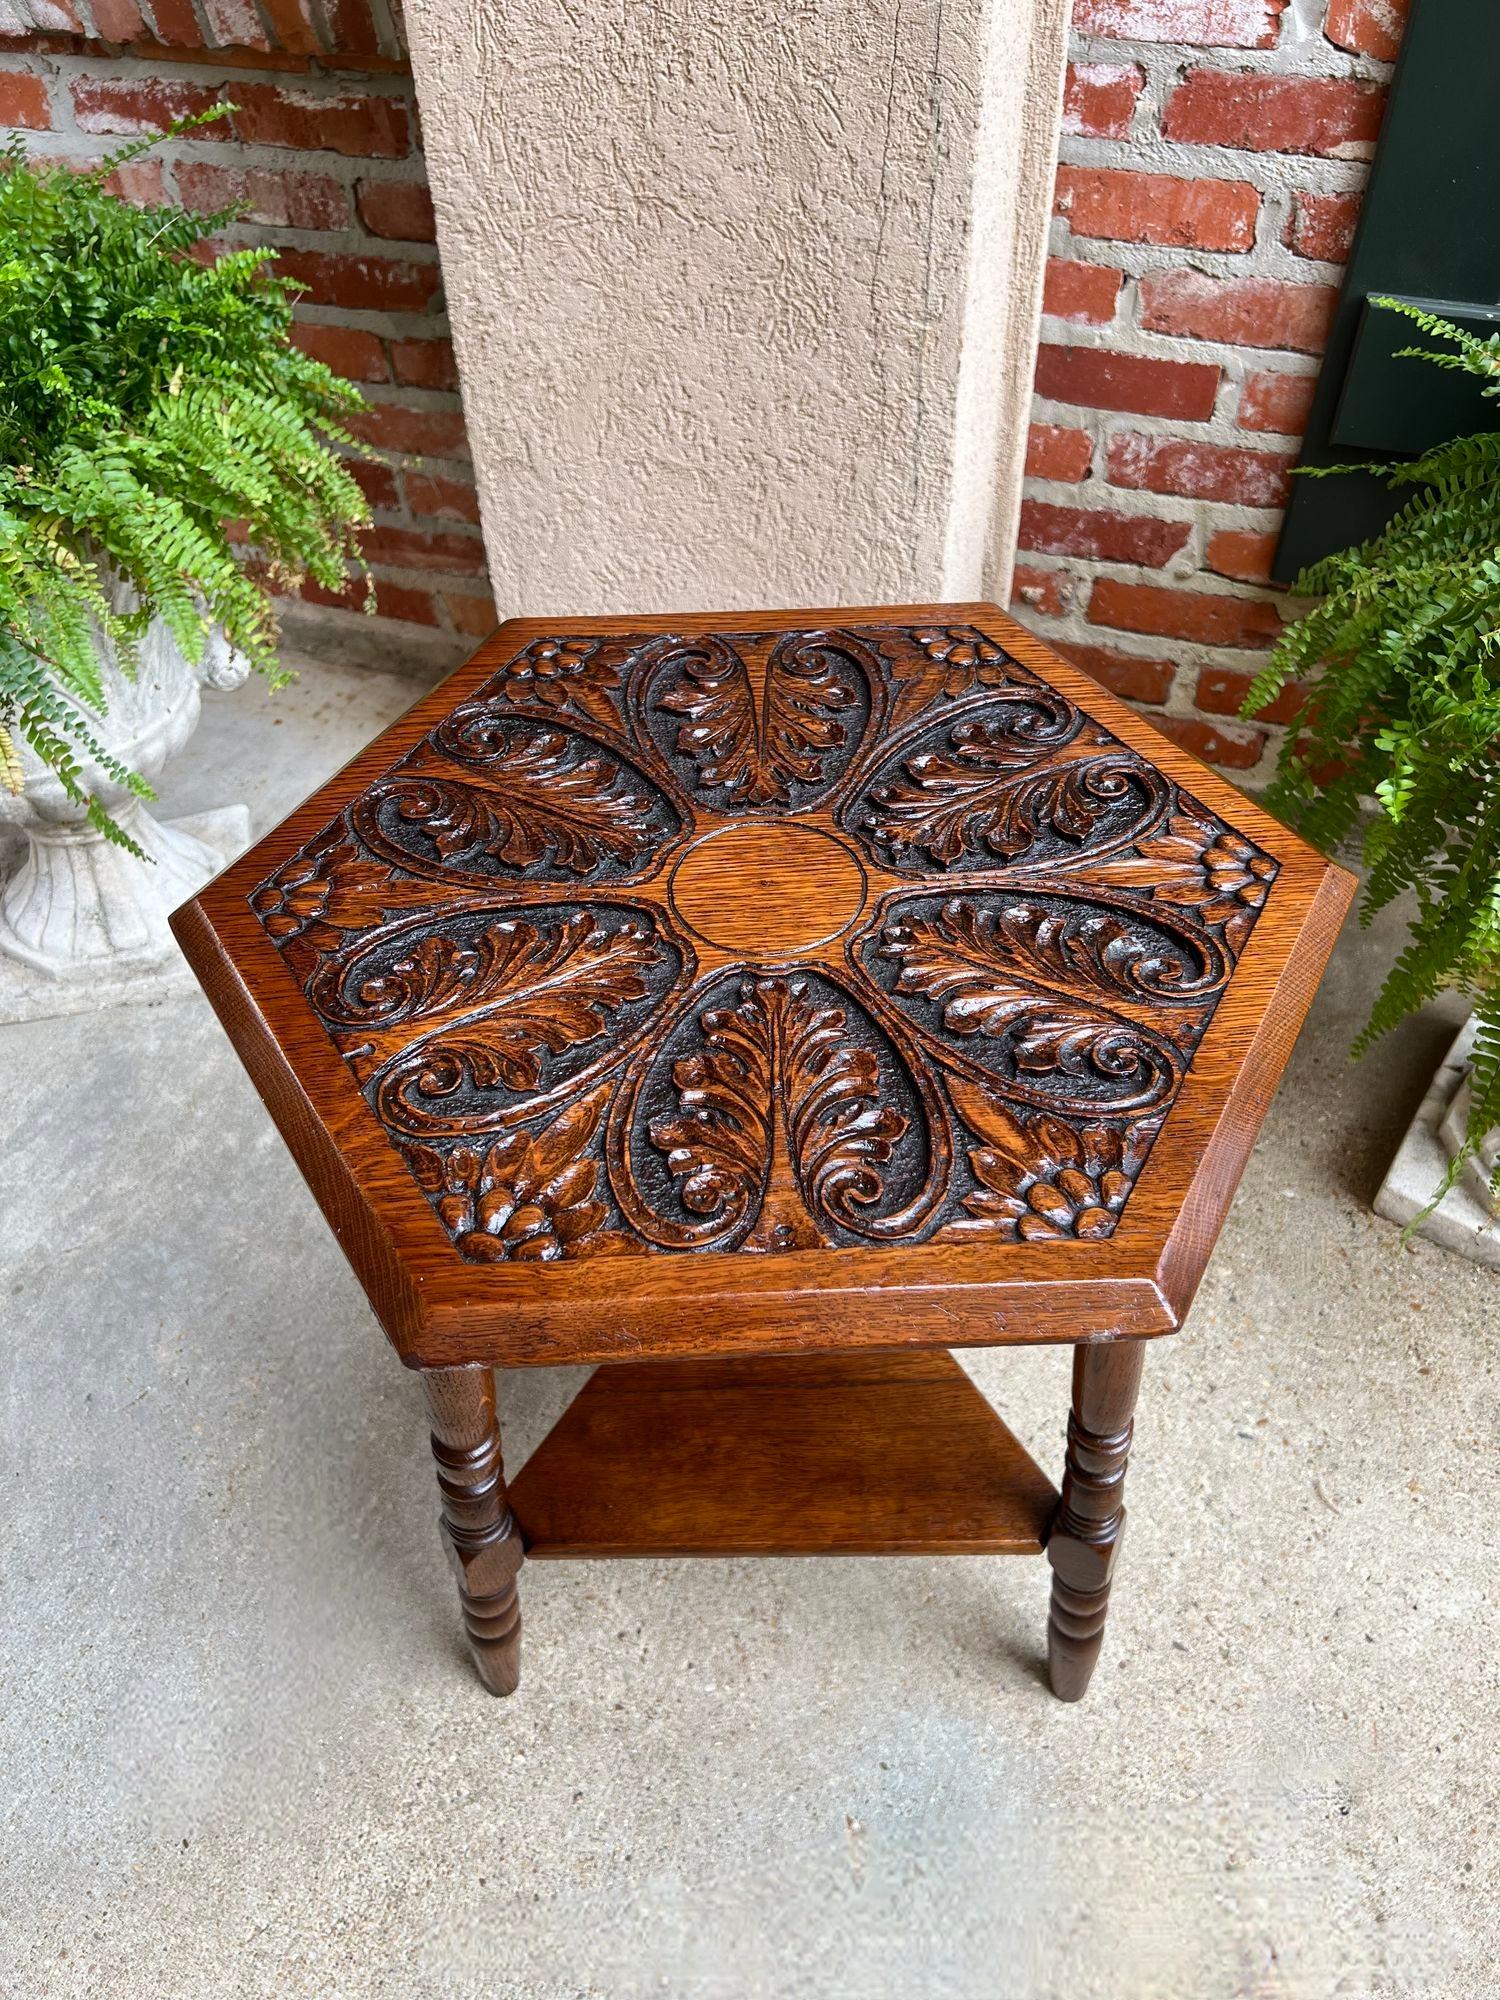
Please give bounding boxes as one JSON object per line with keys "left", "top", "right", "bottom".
{"left": 0, "top": 112, "right": 371, "bottom": 996}
{"left": 1244, "top": 298, "right": 1500, "bottom": 1256}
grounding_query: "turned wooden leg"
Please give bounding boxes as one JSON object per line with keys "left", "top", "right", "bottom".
{"left": 1046, "top": 1340, "right": 1145, "bottom": 1703}
{"left": 423, "top": 1366, "right": 524, "bottom": 1696}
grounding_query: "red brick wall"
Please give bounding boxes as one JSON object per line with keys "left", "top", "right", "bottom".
{"left": 1018, "top": 0, "right": 1409, "bottom": 777}
{"left": 0, "top": 0, "right": 490, "bottom": 674}
{"left": 3, "top": 0, "right": 1409, "bottom": 727}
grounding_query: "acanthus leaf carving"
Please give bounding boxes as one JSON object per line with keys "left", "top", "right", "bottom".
{"left": 876, "top": 898, "right": 1181, "bottom": 1114}
{"left": 1050, "top": 811, "right": 1277, "bottom": 953}
{"left": 637, "top": 975, "right": 924, "bottom": 1250}
{"left": 406, "top": 1082, "right": 626, "bottom": 1263}
{"left": 785, "top": 988, "right": 911, "bottom": 1233}
{"left": 370, "top": 910, "right": 673, "bottom": 1129}
{"left": 315, "top": 908, "right": 664, "bottom": 1046}
{"left": 253, "top": 621, "right": 1281, "bottom": 1262}
{"left": 649, "top": 985, "right": 773, "bottom": 1229}
{"left": 649, "top": 631, "right": 867, "bottom": 808}
{"left": 474, "top": 635, "right": 625, "bottom": 736}
{"left": 883, "top": 894, "right": 1228, "bottom": 1009}
{"left": 341, "top": 929, "right": 479, "bottom": 1027}
{"left": 886, "top": 625, "right": 1028, "bottom": 732}
{"left": 760, "top": 637, "right": 861, "bottom": 801}
{"left": 356, "top": 728, "right": 672, "bottom": 881}
{"left": 943, "top": 1077, "right": 1160, "bottom": 1242}
{"left": 860, "top": 723, "right": 1165, "bottom": 873}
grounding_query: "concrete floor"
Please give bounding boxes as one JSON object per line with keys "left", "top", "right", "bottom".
{"left": 2, "top": 658, "right": 1496, "bottom": 2000}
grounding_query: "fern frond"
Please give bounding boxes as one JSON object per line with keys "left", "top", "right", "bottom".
{"left": 0, "top": 121, "right": 370, "bottom": 845}
{"left": 1242, "top": 297, "right": 1500, "bottom": 1196}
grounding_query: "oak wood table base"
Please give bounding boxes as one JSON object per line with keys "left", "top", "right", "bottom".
{"left": 424, "top": 1367, "right": 524, "bottom": 1696}
{"left": 508, "top": 1351, "right": 1058, "bottom": 1559}
{"left": 427, "top": 1344, "right": 1143, "bottom": 1701}
{"left": 1046, "top": 1342, "right": 1144, "bottom": 1701}
{"left": 171, "top": 602, "right": 1353, "bottom": 1703}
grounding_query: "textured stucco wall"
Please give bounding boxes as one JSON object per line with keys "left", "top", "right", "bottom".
{"left": 404, "top": 0, "right": 1068, "bottom": 617}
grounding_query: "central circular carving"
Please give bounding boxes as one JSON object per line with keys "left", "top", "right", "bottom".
{"left": 669, "top": 823, "right": 867, "bottom": 956}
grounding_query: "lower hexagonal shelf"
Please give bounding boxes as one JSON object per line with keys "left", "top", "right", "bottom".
{"left": 508, "top": 1351, "right": 1059, "bottom": 1560}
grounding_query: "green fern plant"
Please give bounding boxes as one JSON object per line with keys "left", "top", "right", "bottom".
{"left": 0, "top": 111, "right": 372, "bottom": 847}
{"left": 1243, "top": 297, "right": 1500, "bottom": 1202}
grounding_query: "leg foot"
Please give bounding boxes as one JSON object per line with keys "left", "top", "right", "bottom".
{"left": 1046, "top": 1342, "right": 1144, "bottom": 1702}
{"left": 423, "top": 1366, "right": 524, "bottom": 1695}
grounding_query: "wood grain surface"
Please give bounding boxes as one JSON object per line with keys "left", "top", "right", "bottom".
{"left": 172, "top": 602, "right": 1355, "bottom": 1368}
{"left": 1046, "top": 1341, "right": 1145, "bottom": 1701}
{"left": 423, "top": 1366, "right": 524, "bottom": 1695}
{"left": 507, "top": 1351, "right": 1059, "bottom": 1558}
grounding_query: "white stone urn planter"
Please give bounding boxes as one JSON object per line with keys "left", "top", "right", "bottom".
{"left": 1375, "top": 1015, "right": 1500, "bottom": 1267}
{"left": 0, "top": 615, "right": 251, "bottom": 1023}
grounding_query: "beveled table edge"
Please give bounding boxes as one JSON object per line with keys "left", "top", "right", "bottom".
{"left": 172, "top": 600, "right": 1356, "bottom": 1369}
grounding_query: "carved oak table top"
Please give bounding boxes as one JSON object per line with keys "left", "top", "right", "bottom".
{"left": 174, "top": 601, "right": 1354, "bottom": 1702}
{"left": 175, "top": 602, "right": 1353, "bottom": 1373}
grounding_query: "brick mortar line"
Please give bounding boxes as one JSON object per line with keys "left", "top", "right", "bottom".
{"left": 21, "top": 131, "right": 438, "bottom": 189}
{"left": 1020, "top": 571, "right": 1315, "bottom": 640}
{"left": 208, "top": 218, "right": 440, "bottom": 257}
{"left": 18, "top": 47, "right": 418, "bottom": 94}
{"left": 348, "top": 380, "right": 461, "bottom": 406}
{"left": 1023, "top": 475, "right": 1294, "bottom": 525}
{"left": 1016, "top": 601, "right": 1295, "bottom": 769}
{"left": 1045, "top": 244, "right": 1354, "bottom": 288}
{"left": 1014, "top": 539, "right": 1286, "bottom": 591}
{"left": 1040, "top": 666, "right": 1291, "bottom": 776}
{"left": 1055, "top": 131, "right": 1380, "bottom": 192}
{"left": 1052, "top": 184, "right": 1371, "bottom": 260}
{"left": 1070, "top": 29, "right": 1395, "bottom": 85}
{"left": 294, "top": 306, "right": 452, "bottom": 335}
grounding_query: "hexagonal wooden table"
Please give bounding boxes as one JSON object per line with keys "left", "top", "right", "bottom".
{"left": 172, "top": 602, "right": 1354, "bottom": 1700}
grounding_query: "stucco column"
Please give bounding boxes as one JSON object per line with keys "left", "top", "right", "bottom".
{"left": 404, "top": 0, "right": 1068, "bottom": 617}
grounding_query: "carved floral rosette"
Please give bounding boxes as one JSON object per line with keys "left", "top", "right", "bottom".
{"left": 249, "top": 624, "right": 1278, "bottom": 1262}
